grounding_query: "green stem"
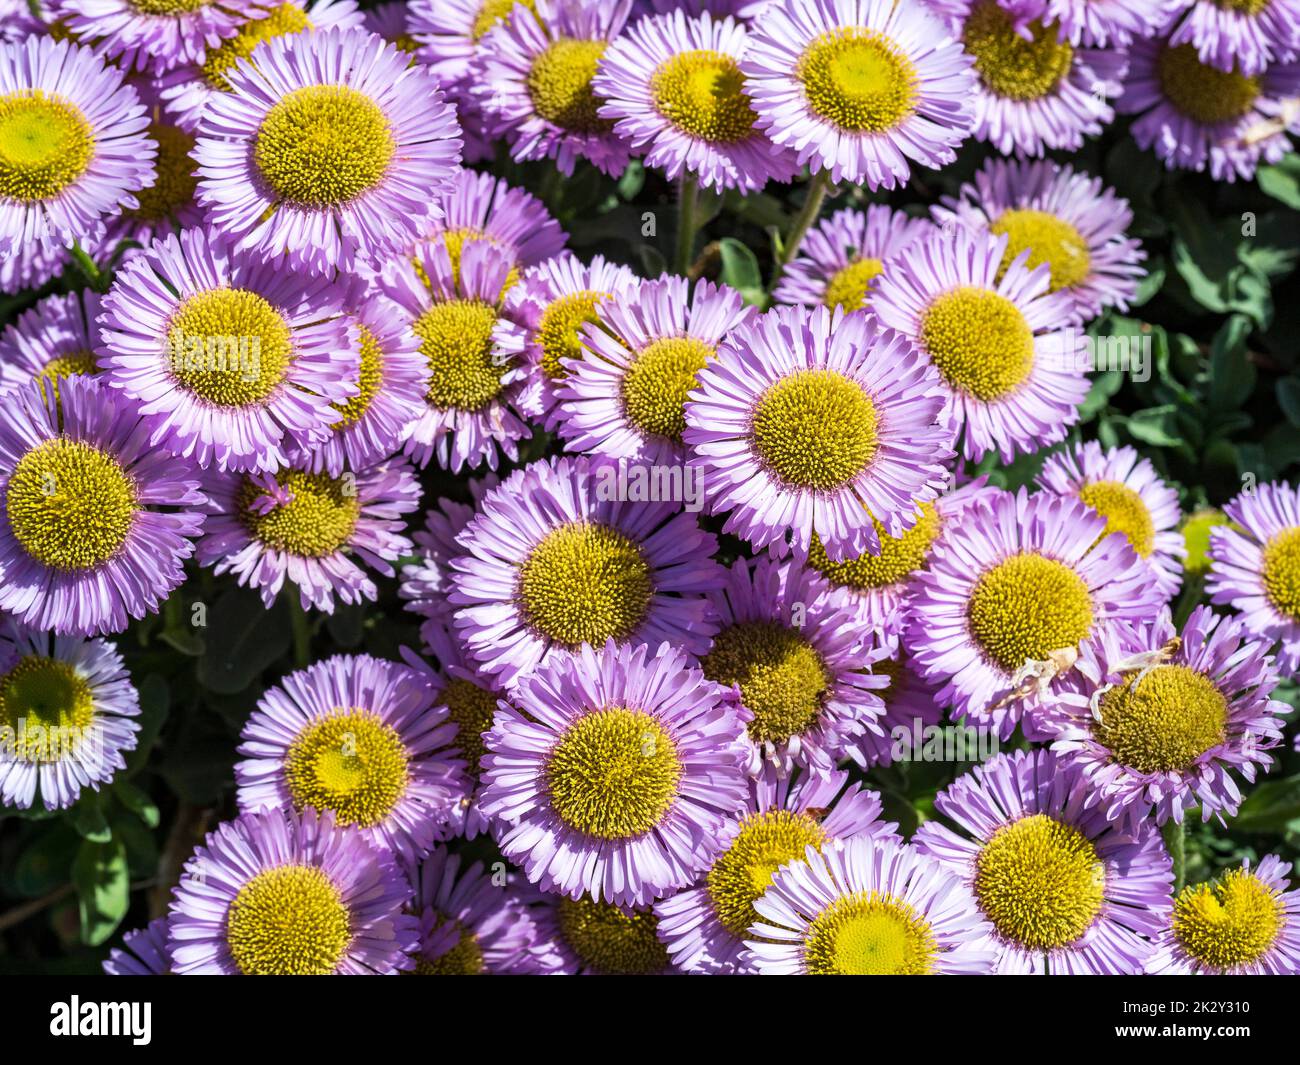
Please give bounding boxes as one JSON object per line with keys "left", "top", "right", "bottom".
{"left": 770, "top": 169, "right": 832, "bottom": 287}
{"left": 1163, "top": 820, "right": 1186, "bottom": 895}
{"left": 70, "top": 242, "right": 106, "bottom": 292}
{"left": 288, "top": 593, "right": 311, "bottom": 670}
{"left": 674, "top": 173, "right": 701, "bottom": 277}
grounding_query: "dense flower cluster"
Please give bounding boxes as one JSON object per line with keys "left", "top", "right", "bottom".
{"left": 1, "top": 0, "right": 1297, "bottom": 979}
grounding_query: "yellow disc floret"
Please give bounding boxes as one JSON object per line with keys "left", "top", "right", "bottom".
{"left": 0, "top": 655, "right": 95, "bottom": 762}
{"left": 332, "top": 322, "right": 384, "bottom": 430}
{"left": 283, "top": 709, "right": 410, "bottom": 828}
{"left": 1078, "top": 480, "right": 1156, "bottom": 557}
{"left": 414, "top": 299, "right": 505, "bottom": 413}
{"left": 537, "top": 290, "right": 607, "bottom": 381}
{"left": 167, "top": 288, "right": 294, "bottom": 407}
{"left": 238, "top": 469, "right": 361, "bottom": 557}
{"left": 921, "top": 287, "right": 1035, "bottom": 401}
{"left": 989, "top": 209, "right": 1091, "bottom": 293}
{"left": 0, "top": 90, "right": 94, "bottom": 203}
{"left": 556, "top": 896, "right": 671, "bottom": 974}
{"left": 527, "top": 38, "right": 612, "bottom": 134}
{"left": 803, "top": 891, "right": 939, "bottom": 974}
{"left": 650, "top": 50, "right": 756, "bottom": 143}
{"left": 440, "top": 677, "right": 499, "bottom": 783}
{"left": 1092, "top": 664, "right": 1228, "bottom": 774}
{"left": 823, "top": 257, "right": 884, "bottom": 312}
{"left": 808, "top": 505, "right": 941, "bottom": 591}
{"left": 620, "top": 336, "right": 713, "bottom": 442}
{"left": 413, "top": 920, "right": 485, "bottom": 974}
{"left": 202, "top": 3, "right": 312, "bottom": 92}
{"left": 226, "top": 864, "right": 351, "bottom": 976}
{"left": 963, "top": 5, "right": 1073, "bottom": 101}
{"left": 797, "top": 29, "right": 917, "bottom": 133}
{"left": 1172, "top": 867, "right": 1284, "bottom": 971}
{"left": 966, "top": 553, "right": 1094, "bottom": 674}
{"left": 473, "top": 0, "right": 536, "bottom": 40}
{"left": 128, "top": 123, "right": 198, "bottom": 221}
{"left": 1157, "top": 44, "right": 1260, "bottom": 125}
{"left": 1262, "top": 526, "right": 1300, "bottom": 621}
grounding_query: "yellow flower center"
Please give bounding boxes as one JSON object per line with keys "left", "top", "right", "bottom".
{"left": 0, "top": 655, "right": 95, "bottom": 762}
{"left": 527, "top": 38, "right": 613, "bottom": 134}
{"left": 1173, "top": 868, "right": 1284, "bottom": 971}
{"left": 413, "top": 299, "right": 505, "bottom": 413}
{"left": 797, "top": 28, "right": 917, "bottom": 133}
{"left": 1093, "top": 664, "right": 1228, "bottom": 774}
{"left": 620, "top": 336, "right": 713, "bottom": 442}
{"left": 963, "top": 5, "right": 1073, "bottom": 101}
{"left": 472, "top": 0, "right": 535, "bottom": 40}
{"left": 1262, "top": 526, "right": 1300, "bottom": 621}
{"left": 537, "top": 289, "right": 607, "bottom": 381}
{"left": 921, "top": 287, "right": 1035, "bottom": 401}
{"left": 226, "top": 864, "right": 351, "bottom": 976}
{"left": 238, "top": 469, "right": 361, "bottom": 557}
{"left": 332, "top": 323, "right": 384, "bottom": 429}
{"left": 33, "top": 350, "right": 99, "bottom": 404}
{"left": 556, "top": 896, "right": 670, "bottom": 974}
{"left": 1215, "top": 0, "right": 1270, "bottom": 11}
{"left": 989, "top": 208, "right": 1091, "bottom": 293}
{"left": 1078, "top": 480, "right": 1155, "bottom": 558}
{"left": 202, "top": 3, "right": 312, "bottom": 92}
{"left": 517, "top": 521, "right": 653, "bottom": 648}
{"left": 650, "top": 49, "right": 757, "bottom": 143}
{"left": 130, "top": 0, "right": 209, "bottom": 13}
{"left": 417, "top": 228, "right": 519, "bottom": 293}
{"left": 413, "top": 920, "right": 485, "bottom": 974}
{"left": 702, "top": 621, "right": 830, "bottom": 747}
{"left": 282, "top": 709, "right": 410, "bottom": 828}
{"left": 0, "top": 90, "right": 95, "bottom": 203}
{"left": 167, "top": 288, "right": 294, "bottom": 407}
{"left": 7, "top": 440, "right": 137, "bottom": 571}
{"left": 750, "top": 369, "right": 879, "bottom": 492}
{"left": 707, "top": 809, "right": 828, "bottom": 938}
{"left": 254, "top": 85, "right": 394, "bottom": 209}
{"left": 807, "top": 505, "right": 942, "bottom": 591}
{"left": 804, "top": 891, "right": 939, "bottom": 975}
{"left": 1181, "top": 508, "right": 1231, "bottom": 578}
{"left": 823, "top": 257, "right": 884, "bottom": 312}
{"left": 967, "top": 553, "right": 1094, "bottom": 674}
{"left": 127, "top": 123, "right": 198, "bottom": 222}
{"left": 1157, "top": 44, "right": 1260, "bottom": 125}
{"left": 545, "top": 707, "right": 682, "bottom": 839}
{"left": 974, "top": 813, "right": 1104, "bottom": 950}
{"left": 441, "top": 677, "right": 499, "bottom": 784}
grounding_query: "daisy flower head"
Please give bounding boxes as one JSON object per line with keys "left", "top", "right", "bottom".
{"left": 1040, "top": 605, "right": 1287, "bottom": 827}
{"left": 475, "top": 0, "right": 634, "bottom": 176}
{"left": 700, "top": 556, "right": 890, "bottom": 776}
{"left": 656, "top": 767, "right": 898, "bottom": 973}
{"left": 0, "top": 35, "right": 156, "bottom": 257}
{"left": 527, "top": 892, "right": 676, "bottom": 974}
{"left": 1037, "top": 441, "right": 1184, "bottom": 601}
{"left": 409, "top": 0, "right": 539, "bottom": 92}
{"left": 235, "top": 653, "right": 467, "bottom": 861}
{"left": 872, "top": 226, "right": 1089, "bottom": 464}
{"left": 843, "top": 631, "right": 946, "bottom": 769}
{"left": 940, "top": 0, "right": 1127, "bottom": 157}
{"left": 98, "top": 226, "right": 355, "bottom": 473}
{"left": 0, "top": 289, "right": 104, "bottom": 395}
{"left": 932, "top": 157, "right": 1146, "bottom": 326}
{"left": 1208, "top": 479, "right": 1300, "bottom": 673}
{"left": 0, "top": 0, "right": 44, "bottom": 43}
{"left": 1118, "top": 32, "right": 1300, "bottom": 181}
{"left": 154, "top": 0, "right": 366, "bottom": 132}
{"left": 1012, "top": 0, "right": 1178, "bottom": 48}
{"left": 907, "top": 487, "right": 1161, "bottom": 738}
{"left": 167, "top": 806, "right": 419, "bottom": 975}
{"left": 0, "top": 241, "right": 68, "bottom": 297}
{"left": 557, "top": 275, "right": 755, "bottom": 466}
{"left": 772, "top": 203, "right": 934, "bottom": 314}
{"left": 914, "top": 748, "right": 1173, "bottom": 974}
{"left": 379, "top": 236, "right": 531, "bottom": 474}
{"left": 194, "top": 25, "right": 463, "bottom": 275}
{"left": 683, "top": 302, "right": 954, "bottom": 561}
{"left": 196, "top": 453, "right": 420, "bottom": 613}
{"left": 1167, "top": 0, "right": 1300, "bottom": 75}
{"left": 1148, "top": 854, "right": 1300, "bottom": 975}
{"left": 0, "top": 623, "right": 140, "bottom": 810}
{"left": 745, "top": 834, "right": 996, "bottom": 974}
{"left": 502, "top": 251, "right": 638, "bottom": 431}
{"left": 480, "top": 639, "right": 751, "bottom": 906}
{"left": 56, "top": 0, "right": 270, "bottom": 74}
{"left": 104, "top": 918, "right": 172, "bottom": 975}
{"left": 0, "top": 376, "right": 205, "bottom": 636}
{"left": 740, "top": 0, "right": 975, "bottom": 188}
{"left": 450, "top": 454, "right": 723, "bottom": 690}
{"left": 362, "top": 0, "right": 418, "bottom": 53}
{"left": 591, "top": 9, "right": 799, "bottom": 192}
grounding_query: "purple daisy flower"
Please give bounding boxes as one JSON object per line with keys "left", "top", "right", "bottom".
{"left": 656, "top": 767, "right": 898, "bottom": 973}
{"left": 235, "top": 653, "right": 467, "bottom": 862}
{"left": 1013, "top": 0, "right": 1178, "bottom": 48}
{"left": 1208, "top": 480, "right": 1300, "bottom": 674}
{"left": 931, "top": 157, "right": 1146, "bottom": 326}
{"left": 0, "top": 36, "right": 156, "bottom": 257}
{"left": 167, "top": 807, "right": 419, "bottom": 975}
{"left": 194, "top": 26, "right": 462, "bottom": 275}
{"left": 103, "top": 917, "right": 172, "bottom": 975}
{"left": 1168, "top": 0, "right": 1300, "bottom": 74}
{"left": 408, "top": 0, "right": 535, "bottom": 92}
{"left": 479, "top": 639, "right": 750, "bottom": 907}
{"left": 0, "top": 0, "right": 44, "bottom": 43}
{"left": 196, "top": 454, "right": 419, "bottom": 613}
{"left": 1037, "top": 441, "right": 1184, "bottom": 602}
{"left": 699, "top": 556, "right": 889, "bottom": 776}
{"left": 408, "top": 846, "right": 558, "bottom": 974}
{"left": 501, "top": 251, "right": 638, "bottom": 431}
{"left": 0, "top": 290, "right": 104, "bottom": 393}
{"left": 741, "top": 0, "right": 975, "bottom": 188}
{"left": 592, "top": 10, "right": 798, "bottom": 192}
{"left": 914, "top": 748, "right": 1173, "bottom": 974}
{"left": 362, "top": 0, "right": 417, "bottom": 51}
{"left": 844, "top": 631, "right": 947, "bottom": 769}
{"left": 557, "top": 275, "right": 755, "bottom": 465}
{"left": 523, "top": 892, "right": 677, "bottom": 974}
{"left": 1118, "top": 32, "right": 1300, "bottom": 181}
{"left": 0, "top": 377, "right": 205, "bottom": 636}
{"left": 153, "top": 0, "right": 365, "bottom": 133}
{"left": 0, "top": 622, "right": 139, "bottom": 810}
{"left": 745, "top": 835, "right": 997, "bottom": 974}
{"left": 872, "top": 227, "right": 1088, "bottom": 464}
{"left": 56, "top": 0, "right": 268, "bottom": 74}
{"left": 906, "top": 487, "right": 1161, "bottom": 738}
{"left": 474, "top": 0, "right": 634, "bottom": 176}
{"left": 772, "top": 204, "right": 934, "bottom": 314}
{"left": 1039, "top": 605, "right": 1287, "bottom": 828}
{"left": 938, "top": 0, "right": 1127, "bottom": 157}
{"left": 379, "top": 237, "right": 531, "bottom": 474}
{"left": 97, "top": 225, "right": 354, "bottom": 473}
{"left": 0, "top": 241, "right": 68, "bottom": 297}
{"left": 1147, "top": 854, "right": 1300, "bottom": 975}
{"left": 449, "top": 455, "right": 724, "bottom": 690}
{"left": 683, "top": 302, "right": 954, "bottom": 561}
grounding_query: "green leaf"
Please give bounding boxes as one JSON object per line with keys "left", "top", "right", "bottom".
{"left": 1278, "top": 377, "right": 1300, "bottom": 427}
{"left": 1126, "top": 406, "right": 1181, "bottom": 447}
{"left": 12, "top": 824, "right": 80, "bottom": 898}
{"left": 1208, "top": 314, "right": 1256, "bottom": 410}
{"left": 717, "top": 238, "right": 766, "bottom": 307}
{"left": 1257, "top": 155, "right": 1300, "bottom": 210}
{"left": 71, "top": 837, "right": 129, "bottom": 947}
{"left": 1232, "top": 776, "right": 1300, "bottom": 833}
{"left": 196, "top": 587, "right": 292, "bottom": 695}
{"left": 113, "top": 780, "right": 160, "bottom": 828}
{"left": 121, "top": 674, "right": 168, "bottom": 780}
{"left": 69, "top": 793, "right": 111, "bottom": 843}
{"left": 637, "top": 242, "right": 666, "bottom": 279}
